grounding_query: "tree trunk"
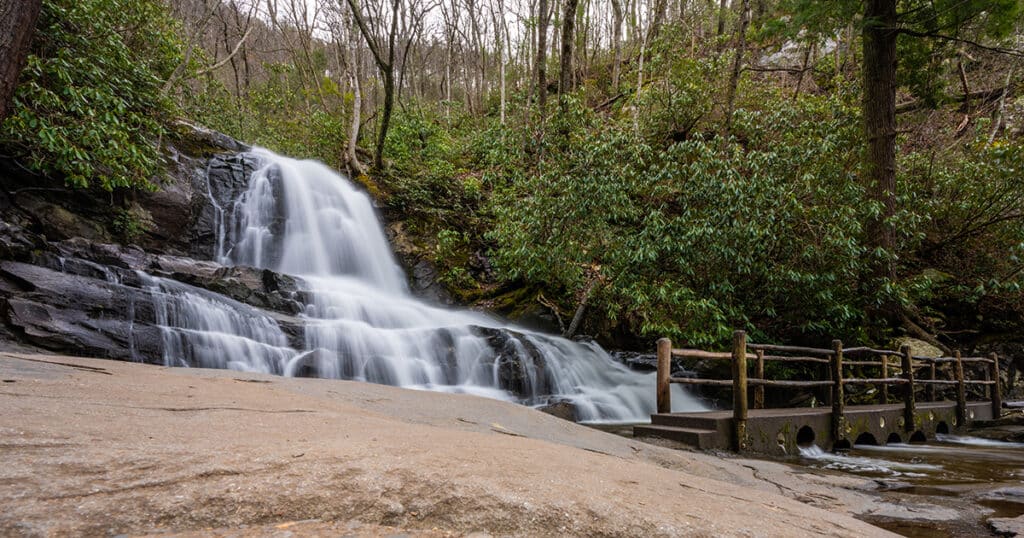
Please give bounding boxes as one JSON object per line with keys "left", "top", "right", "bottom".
{"left": 862, "top": 0, "right": 898, "bottom": 280}
{"left": 648, "top": 0, "right": 667, "bottom": 42}
{"left": 558, "top": 0, "right": 580, "bottom": 99}
{"left": 610, "top": 0, "right": 623, "bottom": 92}
{"left": 716, "top": 0, "right": 728, "bottom": 37}
{"left": 724, "top": 0, "right": 749, "bottom": 132}
{"left": 0, "top": 0, "right": 42, "bottom": 123}
{"left": 537, "top": 0, "right": 549, "bottom": 119}
{"left": 376, "top": 69, "right": 395, "bottom": 170}
{"left": 564, "top": 275, "right": 599, "bottom": 338}
{"left": 347, "top": 27, "right": 366, "bottom": 177}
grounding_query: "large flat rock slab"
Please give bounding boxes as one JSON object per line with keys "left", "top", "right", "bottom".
{"left": 0, "top": 352, "right": 896, "bottom": 537}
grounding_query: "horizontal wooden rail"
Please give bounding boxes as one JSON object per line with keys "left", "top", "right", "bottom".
{"left": 671, "top": 349, "right": 732, "bottom": 360}
{"left": 672, "top": 350, "right": 832, "bottom": 364}
{"left": 913, "top": 356, "right": 992, "bottom": 364}
{"left": 669, "top": 377, "right": 734, "bottom": 386}
{"left": 748, "top": 379, "right": 833, "bottom": 388}
{"left": 842, "top": 377, "right": 909, "bottom": 385}
{"left": 761, "top": 355, "right": 831, "bottom": 364}
{"left": 747, "top": 343, "right": 834, "bottom": 357}
{"left": 843, "top": 347, "right": 900, "bottom": 355}
{"left": 844, "top": 360, "right": 888, "bottom": 367}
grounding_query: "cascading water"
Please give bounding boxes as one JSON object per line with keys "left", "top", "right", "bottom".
{"left": 142, "top": 148, "right": 704, "bottom": 422}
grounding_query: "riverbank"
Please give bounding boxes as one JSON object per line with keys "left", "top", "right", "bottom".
{"left": 0, "top": 352, "right": 898, "bottom": 537}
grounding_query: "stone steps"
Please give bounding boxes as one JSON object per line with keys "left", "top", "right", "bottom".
{"left": 633, "top": 424, "right": 726, "bottom": 449}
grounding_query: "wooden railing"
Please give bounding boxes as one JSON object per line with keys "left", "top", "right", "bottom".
{"left": 656, "top": 330, "right": 1003, "bottom": 450}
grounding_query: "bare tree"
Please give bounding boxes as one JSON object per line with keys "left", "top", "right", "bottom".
{"left": 490, "top": 0, "right": 508, "bottom": 124}
{"left": 162, "top": 0, "right": 221, "bottom": 95}
{"left": 345, "top": 0, "right": 400, "bottom": 170}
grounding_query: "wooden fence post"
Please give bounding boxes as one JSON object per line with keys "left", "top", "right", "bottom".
{"left": 990, "top": 352, "right": 1002, "bottom": 418}
{"left": 955, "top": 350, "right": 966, "bottom": 429}
{"left": 879, "top": 354, "right": 889, "bottom": 404}
{"left": 732, "top": 330, "right": 748, "bottom": 451}
{"left": 926, "top": 361, "right": 936, "bottom": 402}
{"left": 831, "top": 340, "right": 845, "bottom": 446}
{"left": 983, "top": 363, "right": 992, "bottom": 400}
{"left": 656, "top": 338, "right": 671, "bottom": 414}
{"left": 754, "top": 349, "right": 765, "bottom": 410}
{"left": 901, "top": 345, "right": 916, "bottom": 433}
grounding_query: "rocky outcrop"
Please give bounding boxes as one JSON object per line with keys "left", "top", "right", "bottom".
{"left": 0, "top": 220, "right": 306, "bottom": 363}
{"left": 0, "top": 122, "right": 258, "bottom": 260}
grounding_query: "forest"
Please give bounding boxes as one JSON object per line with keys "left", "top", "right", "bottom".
{"left": 2, "top": 0, "right": 1023, "bottom": 351}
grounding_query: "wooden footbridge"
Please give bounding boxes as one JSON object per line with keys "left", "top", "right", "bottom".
{"left": 634, "top": 331, "right": 1005, "bottom": 454}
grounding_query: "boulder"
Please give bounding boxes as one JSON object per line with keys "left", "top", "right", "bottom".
{"left": 989, "top": 514, "right": 1024, "bottom": 537}
{"left": 892, "top": 337, "right": 944, "bottom": 358}
{"left": 538, "top": 400, "right": 577, "bottom": 421}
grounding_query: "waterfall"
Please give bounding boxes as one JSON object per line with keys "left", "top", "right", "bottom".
{"left": 153, "top": 147, "right": 704, "bottom": 422}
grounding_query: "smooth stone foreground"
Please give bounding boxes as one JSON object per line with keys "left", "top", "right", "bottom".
{"left": 990, "top": 515, "right": 1024, "bottom": 536}
{"left": 0, "top": 353, "right": 900, "bottom": 537}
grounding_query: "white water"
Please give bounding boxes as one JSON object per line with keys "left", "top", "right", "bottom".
{"left": 797, "top": 444, "right": 940, "bottom": 477}
{"left": 141, "top": 148, "right": 704, "bottom": 422}
{"left": 935, "top": 434, "right": 1024, "bottom": 449}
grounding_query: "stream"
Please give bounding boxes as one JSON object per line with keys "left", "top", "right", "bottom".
{"left": 595, "top": 422, "right": 1024, "bottom": 536}
{"left": 797, "top": 434, "right": 1024, "bottom": 536}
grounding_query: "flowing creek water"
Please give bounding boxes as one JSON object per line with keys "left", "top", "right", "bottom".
{"left": 593, "top": 422, "right": 1024, "bottom": 535}
{"left": 132, "top": 148, "right": 706, "bottom": 422}
{"left": 796, "top": 434, "right": 1024, "bottom": 536}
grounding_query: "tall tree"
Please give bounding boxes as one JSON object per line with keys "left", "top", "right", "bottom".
{"left": 536, "top": 0, "right": 549, "bottom": 118}
{"left": 0, "top": 0, "right": 43, "bottom": 123}
{"left": 724, "top": 0, "right": 750, "bottom": 132}
{"left": 716, "top": 0, "right": 728, "bottom": 36}
{"left": 861, "top": 0, "right": 898, "bottom": 277}
{"left": 344, "top": 0, "right": 400, "bottom": 170}
{"left": 786, "top": 0, "right": 1023, "bottom": 311}
{"left": 558, "top": 0, "right": 580, "bottom": 98}
{"left": 610, "top": 0, "right": 623, "bottom": 91}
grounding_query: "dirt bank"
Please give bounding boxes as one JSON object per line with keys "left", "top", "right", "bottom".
{"left": 0, "top": 352, "right": 896, "bottom": 537}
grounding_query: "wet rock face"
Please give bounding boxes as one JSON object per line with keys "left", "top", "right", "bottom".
{"left": 0, "top": 221, "right": 305, "bottom": 362}
{"left": 186, "top": 152, "right": 262, "bottom": 260}
{"left": 473, "top": 326, "right": 551, "bottom": 398}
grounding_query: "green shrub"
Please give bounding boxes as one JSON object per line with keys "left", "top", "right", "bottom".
{"left": 0, "top": 0, "right": 182, "bottom": 190}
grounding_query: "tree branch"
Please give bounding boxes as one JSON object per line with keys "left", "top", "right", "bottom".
{"left": 896, "top": 29, "right": 1024, "bottom": 58}
{"left": 896, "top": 86, "right": 1008, "bottom": 114}
{"left": 194, "top": 25, "right": 255, "bottom": 76}
{"left": 344, "top": 0, "right": 390, "bottom": 70}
